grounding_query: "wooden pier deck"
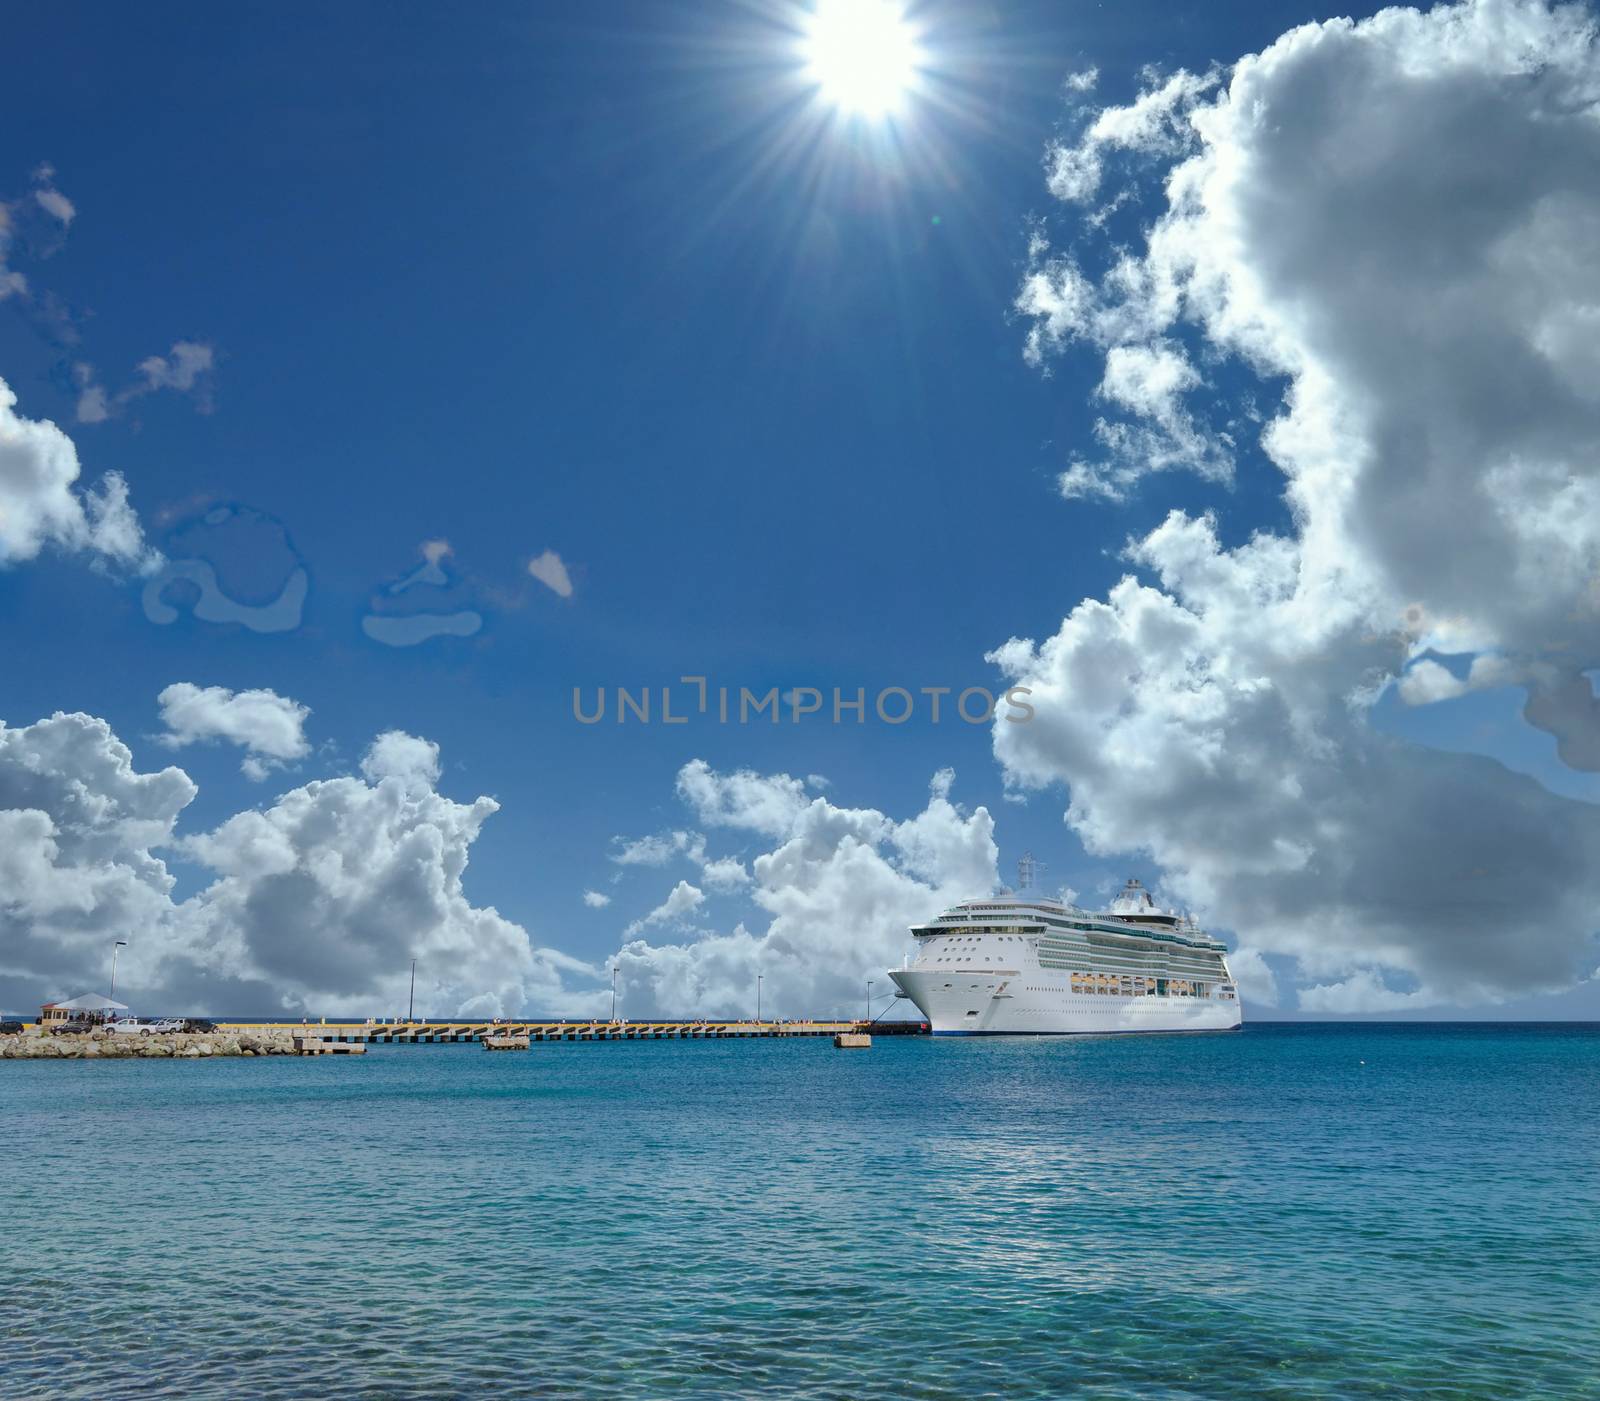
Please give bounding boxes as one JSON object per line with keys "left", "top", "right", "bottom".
{"left": 224, "top": 1019, "right": 926, "bottom": 1044}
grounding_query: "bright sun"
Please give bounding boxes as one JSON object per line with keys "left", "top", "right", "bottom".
{"left": 802, "top": 0, "right": 924, "bottom": 118}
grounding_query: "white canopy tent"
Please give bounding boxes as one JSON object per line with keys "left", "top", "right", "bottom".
{"left": 47, "top": 994, "right": 129, "bottom": 1012}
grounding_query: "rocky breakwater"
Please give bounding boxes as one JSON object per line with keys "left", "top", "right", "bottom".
{"left": 1, "top": 1028, "right": 303, "bottom": 1059}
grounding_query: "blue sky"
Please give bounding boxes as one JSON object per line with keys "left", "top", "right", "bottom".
{"left": 3, "top": 0, "right": 1598, "bottom": 1020}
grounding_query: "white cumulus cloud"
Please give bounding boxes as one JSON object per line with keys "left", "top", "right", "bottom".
{"left": 1, "top": 725, "right": 1002, "bottom": 1024}
{"left": 1297, "top": 971, "right": 1435, "bottom": 1016}
{"left": 610, "top": 763, "right": 998, "bottom": 1018}
{"left": 156, "top": 683, "right": 310, "bottom": 779}
{"left": 699, "top": 855, "right": 751, "bottom": 891}
{"left": 1045, "top": 67, "right": 1218, "bottom": 205}
{"left": 608, "top": 825, "right": 754, "bottom": 896}
{"left": 0, "top": 712, "right": 198, "bottom": 1000}
{"left": 676, "top": 759, "right": 811, "bottom": 838}
{"left": 610, "top": 831, "right": 693, "bottom": 866}
{"left": 0, "top": 378, "right": 154, "bottom": 570}
{"left": 625, "top": 879, "right": 705, "bottom": 935}
{"left": 360, "top": 730, "right": 442, "bottom": 793}
{"left": 175, "top": 732, "right": 596, "bottom": 1017}
{"left": 1003, "top": 0, "right": 1600, "bottom": 1012}
{"left": 0, "top": 712, "right": 609, "bottom": 1019}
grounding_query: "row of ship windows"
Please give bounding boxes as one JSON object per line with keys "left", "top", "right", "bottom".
{"left": 943, "top": 909, "right": 1223, "bottom": 943}
{"left": 1041, "top": 940, "right": 1221, "bottom": 959}
{"left": 1071, "top": 977, "right": 1204, "bottom": 995}
{"left": 1004, "top": 984, "right": 1211, "bottom": 997}
{"left": 1043, "top": 951, "right": 1168, "bottom": 966}
{"left": 935, "top": 924, "right": 1223, "bottom": 955}
{"left": 937, "top": 932, "right": 1221, "bottom": 964}
{"left": 930, "top": 940, "right": 1224, "bottom": 972}
{"left": 1040, "top": 963, "right": 1226, "bottom": 978}
{"left": 1040, "top": 945, "right": 1223, "bottom": 964}
{"left": 929, "top": 935, "right": 1025, "bottom": 958}
{"left": 935, "top": 982, "right": 1236, "bottom": 1001}
{"left": 1043, "top": 932, "right": 1219, "bottom": 953}
{"left": 1043, "top": 943, "right": 1223, "bottom": 964}
{"left": 1020, "top": 986, "right": 1179, "bottom": 996}
{"left": 927, "top": 951, "right": 1224, "bottom": 975}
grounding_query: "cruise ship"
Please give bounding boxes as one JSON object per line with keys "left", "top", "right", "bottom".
{"left": 888, "top": 863, "right": 1242, "bottom": 1036}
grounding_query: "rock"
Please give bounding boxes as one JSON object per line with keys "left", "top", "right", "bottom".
{"left": 2, "top": 1027, "right": 363, "bottom": 1059}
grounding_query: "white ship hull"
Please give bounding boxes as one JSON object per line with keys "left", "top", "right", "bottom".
{"left": 890, "top": 967, "right": 1242, "bottom": 1036}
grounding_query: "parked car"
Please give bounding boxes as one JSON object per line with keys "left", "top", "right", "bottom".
{"left": 144, "top": 1017, "right": 185, "bottom": 1033}
{"left": 56, "top": 1019, "right": 99, "bottom": 1034}
{"left": 0, "top": 1020, "right": 24, "bottom": 1035}
{"left": 108, "top": 1018, "right": 157, "bottom": 1035}
{"left": 180, "top": 1018, "right": 219, "bottom": 1033}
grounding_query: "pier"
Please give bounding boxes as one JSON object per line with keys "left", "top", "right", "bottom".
{"left": 291, "top": 1036, "right": 367, "bottom": 1056}
{"left": 222, "top": 1018, "right": 928, "bottom": 1044}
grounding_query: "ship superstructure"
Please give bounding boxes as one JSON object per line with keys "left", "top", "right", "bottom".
{"left": 888, "top": 861, "right": 1242, "bottom": 1036}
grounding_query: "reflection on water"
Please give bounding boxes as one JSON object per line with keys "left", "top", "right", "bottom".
{"left": 2, "top": 1025, "right": 1594, "bottom": 1398}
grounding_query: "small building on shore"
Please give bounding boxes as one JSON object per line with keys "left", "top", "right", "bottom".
{"left": 39, "top": 994, "right": 128, "bottom": 1028}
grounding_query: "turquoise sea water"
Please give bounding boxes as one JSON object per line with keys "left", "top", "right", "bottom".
{"left": 3, "top": 1023, "right": 1597, "bottom": 1399}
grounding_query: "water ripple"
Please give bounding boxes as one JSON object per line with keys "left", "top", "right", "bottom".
{"left": 2, "top": 1026, "right": 1596, "bottom": 1398}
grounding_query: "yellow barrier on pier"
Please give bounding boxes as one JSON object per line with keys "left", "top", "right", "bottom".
{"left": 219, "top": 1018, "right": 919, "bottom": 1043}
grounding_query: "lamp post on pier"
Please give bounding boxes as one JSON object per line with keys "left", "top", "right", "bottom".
{"left": 611, "top": 965, "right": 619, "bottom": 1021}
{"left": 408, "top": 959, "right": 416, "bottom": 1022}
{"left": 866, "top": 978, "right": 873, "bottom": 1024}
{"left": 757, "top": 973, "right": 763, "bottom": 1023}
{"left": 108, "top": 940, "right": 127, "bottom": 1009}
